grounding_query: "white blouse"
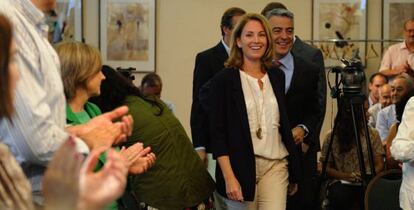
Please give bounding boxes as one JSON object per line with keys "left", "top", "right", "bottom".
{"left": 239, "top": 70, "right": 288, "bottom": 160}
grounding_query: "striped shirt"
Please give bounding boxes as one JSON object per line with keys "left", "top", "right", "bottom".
{"left": 0, "top": 0, "right": 88, "bottom": 202}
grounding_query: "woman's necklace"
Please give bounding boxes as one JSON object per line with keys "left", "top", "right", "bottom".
{"left": 243, "top": 71, "right": 265, "bottom": 139}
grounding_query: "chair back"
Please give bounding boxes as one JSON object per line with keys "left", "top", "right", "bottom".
{"left": 364, "top": 169, "right": 402, "bottom": 210}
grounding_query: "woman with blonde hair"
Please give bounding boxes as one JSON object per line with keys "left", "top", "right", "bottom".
{"left": 55, "top": 41, "right": 156, "bottom": 210}
{"left": 207, "top": 13, "right": 300, "bottom": 210}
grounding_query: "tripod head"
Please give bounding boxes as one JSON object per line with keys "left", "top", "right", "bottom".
{"left": 329, "top": 58, "right": 366, "bottom": 99}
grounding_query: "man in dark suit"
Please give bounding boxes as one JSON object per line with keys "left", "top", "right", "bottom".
{"left": 262, "top": 2, "right": 326, "bottom": 151}
{"left": 266, "top": 8, "right": 325, "bottom": 210}
{"left": 190, "top": 7, "right": 245, "bottom": 165}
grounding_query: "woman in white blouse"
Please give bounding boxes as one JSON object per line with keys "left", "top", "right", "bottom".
{"left": 207, "top": 13, "right": 300, "bottom": 210}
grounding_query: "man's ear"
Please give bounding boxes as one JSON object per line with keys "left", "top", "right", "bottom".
{"left": 223, "top": 26, "right": 231, "bottom": 36}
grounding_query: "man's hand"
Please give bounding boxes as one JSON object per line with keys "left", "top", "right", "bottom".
{"left": 292, "top": 126, "right": 305, "bottom": 145}
{"left": 67, "top": 106, "right": 134, "bottom": 149}
{"left": 196, "top": 149, "right": 208, "bottom": 168}
{"left": 288, "top": 183, "right": 298, "bottom": 196}
{"left": 86, "top": 106, "right": 133, "bottom": 145}
{"left": 394, "top": 63, "right": 410, "bottom": 75}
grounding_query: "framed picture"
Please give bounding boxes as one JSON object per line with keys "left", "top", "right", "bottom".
{"left": 383, "top": 0, "right": 414, "bottom": 40}
{"left": 100, "top": 0, "right": 156, "bottom": 72}
{"left": 48, "top": 0, "right": 83, "bottom": 44}
{"left": 312, "top": 0, "right": 367, "bottom": 67}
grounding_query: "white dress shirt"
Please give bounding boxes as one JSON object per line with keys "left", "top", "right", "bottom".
{"left": 391, "top": 97, "right": 414, "bottom": 210}
{"left": 240, "top": 71, "right": 288, "bottom": 160}
{"left": 0, "top": 0, "right": 88, "bottom": 201}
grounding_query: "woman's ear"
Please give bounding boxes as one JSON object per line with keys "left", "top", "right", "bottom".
{"left": 236, "top": 38, "right": 242, "bottom": 48}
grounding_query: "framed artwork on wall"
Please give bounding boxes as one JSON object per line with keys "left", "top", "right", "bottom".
{"left": 100, "top": 0, "right": 156, "bottom": 72}
{"left": 383, "top": 0, "right": 414, "bottom": 41}
{"left": 47, "top": 0, "right": 83, "bottom": 44}
{"left": 312, "top": 0, "right": 367, "bottom": 67}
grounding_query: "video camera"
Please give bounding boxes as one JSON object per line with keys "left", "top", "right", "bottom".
{"left": 116, "top": 67, "right": 136, "bottom": 81}
{"left": 330, "top": 58, "right": 365, "bottom": 97}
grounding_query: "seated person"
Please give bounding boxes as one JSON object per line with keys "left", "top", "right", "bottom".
{"left": 376, "top": 75, "right": 414, "bottom": 142}
{"left": 368, "top": 73, "right": 388, "bottom": 107}
{"left": 368, "top": 84, "right": 392, "bottom": 128}
{"left": 320, "top": 98, "right": 384, "bottom": 210}
{"left": 140, "top": 73, "right": 176, "bottom": 113}
{"left": 90, "top": 65, "right": 215, "bottom": 210}
{"left": 385, "top": 89, "right": 414, "bottom": 169}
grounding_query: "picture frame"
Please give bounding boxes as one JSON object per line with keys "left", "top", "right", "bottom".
{"left": 312, "top": 0, "right": 367, "bottom": 67}
{"left": 100, "top": 0, "right": 156, "bottom": 72}
{"left": 49, "top": 0, "right": 83, "bottom": 44}
{"left": 383, "top": 0, "right": 414, "bottom": 40}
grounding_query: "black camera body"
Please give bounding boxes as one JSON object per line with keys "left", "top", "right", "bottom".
{"left": 116, "top": 67, "right": 136, "bottom": 81}
{"left": 332, "top": 58, "right": 365, "bottom": 96}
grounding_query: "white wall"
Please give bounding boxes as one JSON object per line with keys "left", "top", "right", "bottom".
{"left": 83, "top": 0, "right": 383, "bottom": 144}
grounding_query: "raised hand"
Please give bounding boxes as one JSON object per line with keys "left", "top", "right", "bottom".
{"left": 120, "top": 143, "right": 156, "bottom": 175}
{"left": 78, "top": 148, "right": 128, "bottom": 210}
{"left": 43, "top": 136, "right": 81, "bottom": 210}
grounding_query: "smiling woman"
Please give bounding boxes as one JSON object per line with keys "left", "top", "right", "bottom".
{"left": 207, "top": 13, "right": 301, "bottom": 210}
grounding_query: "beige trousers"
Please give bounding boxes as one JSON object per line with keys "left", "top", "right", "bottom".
{"left": 215, "top": 157, "right": 289, "bottom": 210}
{"left": 247, "top": 157, "right": 288, "bottom": 210}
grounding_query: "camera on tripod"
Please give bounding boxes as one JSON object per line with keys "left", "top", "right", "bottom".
{"left": 330, "top": 58, "right": 365, "bottom": 98}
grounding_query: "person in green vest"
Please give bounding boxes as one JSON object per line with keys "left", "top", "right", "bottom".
{"left": 90, "top": 65, "right": 215, "bottom": 210}
{"left": 55, "top": 41, "right": 156, "bottom": 210}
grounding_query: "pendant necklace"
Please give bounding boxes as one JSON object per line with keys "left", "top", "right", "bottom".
{"left": 243, "top": 71, "right": 265, "bottom": 140}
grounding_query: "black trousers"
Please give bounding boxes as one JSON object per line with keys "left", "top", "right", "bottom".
{"left": 327, "top": 181, "right": 364, "bottom": 210}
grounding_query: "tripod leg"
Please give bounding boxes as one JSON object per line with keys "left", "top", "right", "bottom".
{"left": 350, "top": 102, "right": 368, "bottom": 186}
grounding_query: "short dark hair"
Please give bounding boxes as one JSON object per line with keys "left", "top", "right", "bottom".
{"left": 220, "top": 7, "right": 246, "bottom": 36}
{"left": 0, "top": 15, "right": 14, "bottom": 120}
{"left": 265, "top": 8, "right": 294, "bottom": 21}
{"left": 141, "top": 73, "right": 162, "bottom": 88}
{"left": 369, "top": 72, "right": 388, "bottom": 84}
{"left": 261, "top": 2, "right": 287, "bottom": 16}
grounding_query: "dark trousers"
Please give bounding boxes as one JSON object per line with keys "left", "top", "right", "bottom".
{"left": 327, "top": 181, "right": 364, "bottom": 210}
{"left": 287, "top": 147, "right": 319, "bottom": 210}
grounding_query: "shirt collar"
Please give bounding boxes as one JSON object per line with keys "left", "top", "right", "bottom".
{"left": 400, "top": 41, "right": 409, "bottom": 50}
{"left": 14, "top": 0, "right": 46, "bottom": 29}
{"left": 278, "top": 51, "right": 294, "bottom": 69}
{"left": 221, "top": 39, "right": 230, "bottom": 55}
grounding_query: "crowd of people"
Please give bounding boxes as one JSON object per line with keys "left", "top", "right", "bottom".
{"left": 0, "top": 0, "right": 413, "bottom": 210}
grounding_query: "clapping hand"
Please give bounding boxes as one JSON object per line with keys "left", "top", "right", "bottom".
{"left": 43, "top": 136, "right": 81, "bottom": 210}
{"left": 120, "top": 142, "right": 156, "bottom": 175}
{"left": 78, "top": 148, "right": 128, "bottom": 210}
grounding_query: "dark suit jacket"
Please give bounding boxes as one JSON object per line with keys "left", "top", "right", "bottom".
{"left": 292, "top": 36, "right": 326, "bottom": 149}
{"left": 286, "top": 54, "right": 321, "bottom": 147}
{"left": 208, "top": 67, "right": 301, "bottom": 201}
{"left": 285, "top": 56, "right": 320, "bottom": 208}
{"left": 190, "top": 42, "right": 228, "bottom": 151}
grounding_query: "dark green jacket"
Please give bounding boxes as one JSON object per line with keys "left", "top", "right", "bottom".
{"left": 125, "top": 96, "right": 215, "bottom": 210}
